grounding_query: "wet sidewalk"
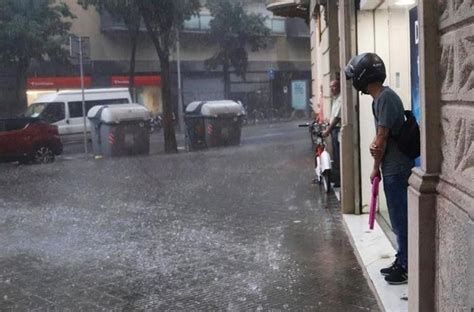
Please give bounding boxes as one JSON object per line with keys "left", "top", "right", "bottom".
{"left": 0, "top": 122, "right": 379, "bottom": 311}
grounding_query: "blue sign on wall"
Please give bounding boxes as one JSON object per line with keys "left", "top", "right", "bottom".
{"left": 410, "top": 7, "right": 421, "bottom": 167}
{"left": 291, "top": 80, "right": 307, "bottom": 110}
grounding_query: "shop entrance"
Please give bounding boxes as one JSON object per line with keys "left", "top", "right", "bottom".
{"left": 356, "top": 0, "right": 420, "bottom": 231}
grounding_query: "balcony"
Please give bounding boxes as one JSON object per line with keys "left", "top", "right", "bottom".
{"left": 100, "top": 11, "right": 145, "bottom": 33}
{"left": 100, "top": 11, "right": 211, "bottom": 34}
{"left": 266, "top": 0, "right": 310, "bottom": 19}
{"left": 101, "top": 11, "right": 292, "bottom": 36}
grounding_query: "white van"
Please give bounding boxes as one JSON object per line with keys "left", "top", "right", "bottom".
{"left": 25, "top": 88, "right": 132, "bottom": 142}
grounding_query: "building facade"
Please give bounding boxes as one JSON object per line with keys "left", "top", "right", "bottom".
{"left": 268, "top": 0, "right": 473, "bottom": 310}
{"left": 19, "top": 0, "right": 312, "bottom": 122}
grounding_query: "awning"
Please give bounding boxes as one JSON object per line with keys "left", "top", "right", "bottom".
{"left": 27, "top": 76, "right": 92, "bottom": 89}
{"left": 266, "top": 0, "right": 309, "bottom": 19}
{"left": 111, "top": 75, "right": 161, "bottom": 87}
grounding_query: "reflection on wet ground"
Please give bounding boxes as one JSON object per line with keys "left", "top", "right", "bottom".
{"left": 0, "top": 122, "right": 379, "bottom": 310}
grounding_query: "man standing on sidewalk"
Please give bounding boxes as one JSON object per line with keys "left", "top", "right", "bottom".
{"left": 344, "top": 53, "right": 414, "bottom": 285}
{"left": 322, "top": 79, "right": 342, "bottom": 187}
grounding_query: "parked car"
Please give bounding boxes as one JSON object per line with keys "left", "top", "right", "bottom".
{"left": 24, "top": 88, "right": 132, "bottom": 143}
{"left": 0, "top": 118, "right": 63, "bottom": 164}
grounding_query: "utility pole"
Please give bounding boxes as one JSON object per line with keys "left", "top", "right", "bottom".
{"left": 70, "top": 35, "right": 89, "bottom": 155}
{"left": 79, "top": 37, "right": 88, "bottom": 154}
{"left": 268, "top": 69, "right": 275, "bottom": 121}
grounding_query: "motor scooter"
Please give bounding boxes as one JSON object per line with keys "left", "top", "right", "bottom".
{"left": 149, "top": 114, "right": 163, "bottom": 133}
{"left": 299, "top": 121, "right": 332, "bottom": 193}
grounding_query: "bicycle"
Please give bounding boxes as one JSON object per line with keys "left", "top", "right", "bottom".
{"left": 299, "top": 121, "right": 332, "bottom": 193}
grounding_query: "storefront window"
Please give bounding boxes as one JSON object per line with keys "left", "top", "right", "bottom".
{"left": 136, "top": 87, "right": 162, "bottom": 116}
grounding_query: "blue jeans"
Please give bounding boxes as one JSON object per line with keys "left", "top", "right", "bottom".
{"left": 331, "top": 127, "right": 340, "bottom": 168}
{"left": 383, "top": 170, "right": 411, "bottom": 270}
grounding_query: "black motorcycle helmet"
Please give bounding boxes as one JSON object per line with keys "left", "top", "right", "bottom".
{"left": 344, "top": 53, "right": 386, "bottom": 94}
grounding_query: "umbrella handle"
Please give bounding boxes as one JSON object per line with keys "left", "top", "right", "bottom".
{"left": 369, "top": 176, "right": 380, "bottom": 230}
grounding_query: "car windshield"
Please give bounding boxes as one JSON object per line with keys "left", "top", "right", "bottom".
{"left": 24, "top": 102, "right": 48, "bottom": 118}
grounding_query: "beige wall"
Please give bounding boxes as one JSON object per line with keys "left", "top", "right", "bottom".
{"left": 310, "top": 16, "right": 319, "bottom": 114}
{"left": 321, "top": 9, "right": 331, "bottom": 115}
{"left": 243, "top": 37, "right": 310, "bottom": 63}
{"left": 357, "top": 10, "right": 377, "bottom": 214}
{"left": 310, "top": 4, "right": 336, "bottom": 121}
{"left": 179, "top": 35, "right": 310, "bottom": 63}
{"left": 65, "top": 0, "right": 157, "bottom": 61}
{"left": 64, "top": 0, "right": 310, "bottom": 64}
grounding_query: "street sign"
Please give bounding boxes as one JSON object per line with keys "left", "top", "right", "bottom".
{"left": 69, "top": 36, "right": 91, "bottom": 65}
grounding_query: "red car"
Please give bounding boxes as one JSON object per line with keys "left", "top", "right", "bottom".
{"left": 0, "top": 118, "right": 63, "bottom": 164}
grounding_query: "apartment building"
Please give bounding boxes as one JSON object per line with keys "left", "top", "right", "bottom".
{"left": 24, "top": 0, "right": 311, "bottom": 119}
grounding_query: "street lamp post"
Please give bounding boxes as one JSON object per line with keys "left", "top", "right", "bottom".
{"left": 70, "top": 35, "right": 89, "bottom": 155}
{"left": 79, "top": 37, "right": 88, "bottom": 154}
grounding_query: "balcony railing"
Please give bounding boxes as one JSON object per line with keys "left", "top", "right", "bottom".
{"left": 101, "top": 11, "right": 297, "bottom": 37}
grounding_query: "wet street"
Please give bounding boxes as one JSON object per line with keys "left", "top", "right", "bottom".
{"left": 0, "top": 121, "right": 379, "bottom": 311}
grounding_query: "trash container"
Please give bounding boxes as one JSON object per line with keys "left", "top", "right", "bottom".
{"left": 184, "top": 100, "right": 245, "bottom": 150}
{"left": 87, "top": 104, "right": 151, "bottom": 157}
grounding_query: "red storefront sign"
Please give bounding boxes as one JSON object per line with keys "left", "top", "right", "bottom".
{"left": 27, "top": 77, "right": 92, "bottom": 89}
{"left": 111, "top": 75, "right": 161, "bottom": 87}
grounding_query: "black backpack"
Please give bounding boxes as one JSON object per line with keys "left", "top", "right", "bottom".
{"left": 372, "top": 104, "right": 420, "bottom": 160}
{"left": 394, "top": 110, "right": 420, "bottom": 160}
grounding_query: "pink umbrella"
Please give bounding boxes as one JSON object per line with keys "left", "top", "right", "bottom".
{"left": 369, "top": 176, "right": 380, "bottom": 230}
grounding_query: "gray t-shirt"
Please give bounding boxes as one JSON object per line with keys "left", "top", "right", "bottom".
{"left": 373, "top": 87, "right": 414, "bottom": 176}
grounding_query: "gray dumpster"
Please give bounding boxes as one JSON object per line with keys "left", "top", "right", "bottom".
{"left": 184, "top": 100, "right": 245, "bottom": 150}
{"left": 87, "top": 104, "right": 151, "bottom": 157}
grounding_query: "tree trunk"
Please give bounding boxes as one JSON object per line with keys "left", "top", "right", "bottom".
{"left": 223, "top": 60, "right": 230, "bottom": 100}
{"left": 14, "top": 62, "right": 28, "bottom": 117}
{"left": 128, "top": 25, "right": 139, "bottom": 102}
{"left": 137, "top": 2, "right": 178, "bottom": 153}
{"left": 160, "top": 56, "right": 178, "bottom": 153}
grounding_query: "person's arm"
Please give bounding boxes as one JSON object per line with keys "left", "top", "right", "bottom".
{"left": 370, "top": 126, "right": 390, "bottom": 181}
{"left": 323, "top": 117, "right": 341, "bottom": 137}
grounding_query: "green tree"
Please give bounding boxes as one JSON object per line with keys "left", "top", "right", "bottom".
{"left": 0, "top": 0, "right": 74, "bottom": 115}
{"left": 77, "top": 0, "right": 141, "bottom": 101}
{"left": 136, "top": 0, "right": 201, "bottom": 153}
{"left": 206, "top": 0, "right": 270, "bottom": 99}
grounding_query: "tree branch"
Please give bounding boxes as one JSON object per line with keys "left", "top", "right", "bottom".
{"left": 137, "top": 1, "right": 165, "bottom": 60}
